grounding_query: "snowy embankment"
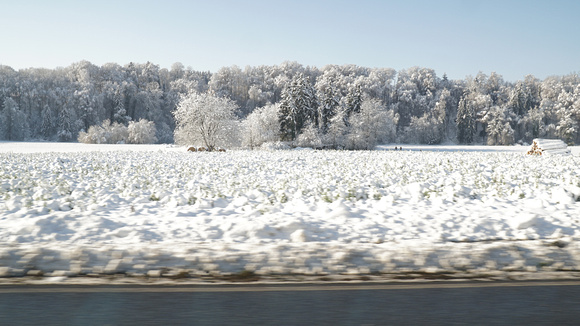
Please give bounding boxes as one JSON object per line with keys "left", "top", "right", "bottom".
{"left": 1, "top": 142, "right": 580, "bottom": 282}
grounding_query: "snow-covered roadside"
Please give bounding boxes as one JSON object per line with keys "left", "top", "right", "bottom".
{"left": 1, "top": 142, "right": 580, "bottom": 282}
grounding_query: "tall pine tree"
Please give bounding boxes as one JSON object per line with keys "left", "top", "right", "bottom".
{"left": 1, "top": 97, "right": 29, "bottom": 141}
{"left": 317, "top": 82, "right": 340, "bottom": 133}
{"left": 57, "top": 104, "right": 74, "bottom": 142}
{"left": 343, "top": 83, "right": 362, "bottom": 126}
{"left": 41, "top": 104, "right": 55, "bottom": 139}
{"left": 278, "top": 73, "right": 318, "bottom": 141}
{"left": 113, "top": 87, "right": 130, "bottom": 124}
{"left": 456, "top": 93, "right": 476, "bottom": 144}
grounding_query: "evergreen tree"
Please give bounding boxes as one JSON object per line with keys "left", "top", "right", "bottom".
{"left": 41, "top": 104, "right": 55, "bottom": 139}
{"left": 1, "top": 97, "right": 29, "bottom": 141}
{"left": 57, "top": 104, "right": 74, "bottom": 142}
{"left": 317, "top": 82, "right": 340, "bottom": 133}
{"left": 521, "top": 106, "right": 545, "bottom": 140}
{"left": 1, "top": 60, "right": 580, "bottom": 146}
{"left": 441, "top": 73, "right": 449, "bottom": 88}
{"left": 343, "top": 83, "right": 362, "bottom": 124}
{"left": 435, "top": 88, "right": 452, "bottom": 139}
{"left": 113, "top": 88, "right": 130, "bottom": 124}
{"left": 509, "top": 82, "right": 528, "bottom": 117}
{"left": 456, "top": 94, "right": 476, "bottom": 144}
{"left": 482, "top": 105, "right": 514, "bottom": 145}
{"left": 0, "top": 98, "right": 12, "bottom": 139}
{"left": 75, "top": 86, "right": 99, "bottom": 132}
{"left": 278, "top": 73, "right": 318, "bottom": 141}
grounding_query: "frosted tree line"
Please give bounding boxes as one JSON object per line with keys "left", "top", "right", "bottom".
{"left": 1, "top": 60, "right": 580, "bottom": 147}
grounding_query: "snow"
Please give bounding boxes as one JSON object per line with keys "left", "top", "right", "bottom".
{"left": 529, "top": 138, "right": 571, "bottom": 156}
{"left": 1, "top": 141, "right": 580, "bottom": 282}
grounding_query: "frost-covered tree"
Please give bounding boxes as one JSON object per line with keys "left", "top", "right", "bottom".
{"left": 407, "top": 91, "right": 448, "bottom": 144}
{"left": 323, "top": 109, "right": 348, "bottom": 149}
{"left": 486, "top": 72, "right": 506, "bottom": 105}
{"left": 2, "top": 60, "right": 580, "bottom": 146}
{"left": 241, "top": 103, "right": 280, "bottom": 149}
{"left": 74, "top": 86, "right": 100, "bottom": 132}
{"left": 362, "top": 68, "right": 397, "bottom": 104}
{"left": 557, "top": 111, "right": 578, "bottom": 145}
{"left": 108, "top": 120, "right": 129, "bottom": 144}
{"left": 173, "top": 91, "right": 239, "bottom": 150}
{"left": 509, "top": 81, "right": 531, "bottom": 117}
{"left": 346, "top": 98, "right": 398, "bottom": 150}
{"left": 57, "top": 104, "right": 74, "bottom": 142}
{"left": 208, "top": 65, "right": 244, "bottom": 106}
{"left": 406, "top": 66, "right": 438, "bottom": 97}
{"left": 0, "top": 98, "right": 12, "bottom": 139}
{"left": 407, "top": 115, "right": 442, "bottom": 144}
{"left": 554, "top": 88, "right": 580, "bottom": 145}
{"left": 278, "top": 73, "right": 318, "bottom": 141}
{"left": 78, "top": 122, "right": 104, "bottom": 144}
{"left": 434, "top": 88, "right": 453, "bottom": 139}
{"left": 128, "top": 119, "right": 157, "bottom": 144}
{"left": 538, "top": 77, "right": 565, "bottom": 139}
{"left": 482, "top": 106, "right": 514, "bottom": 145}
{"left": 316, "top": 80, "right": 340, "bottom": 133}
{"left": 40, "top": 104, "right": 55, "bottom": 138}
{"left": 113, "top": 87, "right": 130, "bottom": 124}
{"left": 520, "top": 106, "right": 545, "bottom": 141}
{"left": 246, "top": 85, "right": 272, "bottom": 114}
{"left": 1, "top": 97, "right": 29, "bottom": 140}
{"left": 343, "top": 83, "right": 362, "bottom": 125}
{"left": 456, "top": 94, "right": 476, "bottom": 144}
{"left": 78, "top": 119, "right": 128, "bottom": 144}
{"left": 241, "top": 110, "right": 261, "bottom": 149}
{"left": 393, "top": 67, "right": 439, "bottom": 131}
{"left": 296, "top": 122, "right": 323, "bottom": 148}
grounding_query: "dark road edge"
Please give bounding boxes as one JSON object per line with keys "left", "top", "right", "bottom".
{"left": 2, "top": 280, "right": 580, "bottom": 293}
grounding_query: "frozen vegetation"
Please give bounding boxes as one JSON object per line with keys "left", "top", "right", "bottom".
{"left": 2, "top": 61, "right": 580, "bottom": 148}
{"left": 0, "top": 142, "right": 580, "bottom": 282}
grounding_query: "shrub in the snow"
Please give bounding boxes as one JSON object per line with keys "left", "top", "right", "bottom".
{"left": 345, "top": 98, "right": 398, "bottom": 150}
{"left": 109, "top": 120, "right": 129, "bottom": 144}
{"left": 323, "top": 109, "right": 348, "bottom": 149}
{"left": 260, "top": 141, "right": 291, "bottom": 150}
{"left": 1, "top": 97, "right": 30, "bottom": 141}
{"left": 296, "top": 122, "right": 322, "bottom": 148}
{"left": 241, "top": 103, "right": 280, "bottom": 149}
{"left": 78, "top": 122, "right": 105, "bottom": 144}
{"left": 127, "top": 119, "right": 157, "bottom": 144}
{"left": 78, "top": 119, "right": 128, "bottom": 144}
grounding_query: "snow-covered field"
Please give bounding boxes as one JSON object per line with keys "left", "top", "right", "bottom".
{"left": 1, "top": 141, "right": 580, "bottom": 283}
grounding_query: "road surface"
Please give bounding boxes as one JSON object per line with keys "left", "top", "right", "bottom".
{"left": 1, "top": 281, "right": 579, "bottom": 325}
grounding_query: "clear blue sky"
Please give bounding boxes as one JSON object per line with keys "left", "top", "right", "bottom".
{"left": 1, "top": 0, "right": 579, "bottom": 82}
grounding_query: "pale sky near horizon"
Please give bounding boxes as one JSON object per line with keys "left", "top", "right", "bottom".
{"left": 1, "top": 0, "right": 578, "bottom": 82}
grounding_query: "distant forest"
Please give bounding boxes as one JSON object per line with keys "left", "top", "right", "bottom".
{"left": 1, "top": 61, "right": 579, "bottom": 145}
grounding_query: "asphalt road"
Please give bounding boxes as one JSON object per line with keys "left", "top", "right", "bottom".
{"left": 1, "top": 281, "right": 580, "bottom": 325}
